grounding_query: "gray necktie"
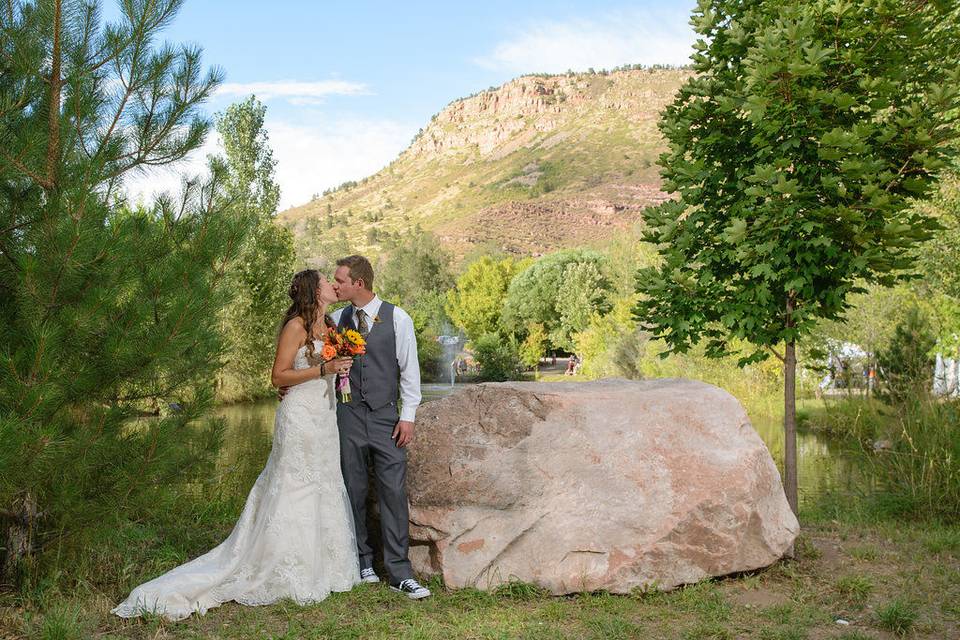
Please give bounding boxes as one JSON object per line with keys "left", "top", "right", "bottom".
{"left": 356, "top": 309, "right": 370, "bottom": 336}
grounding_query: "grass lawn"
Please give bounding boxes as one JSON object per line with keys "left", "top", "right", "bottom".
{"left": 5, "top": 514, "right": 959, "bottom": 640}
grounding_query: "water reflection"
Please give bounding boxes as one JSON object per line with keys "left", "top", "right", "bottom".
{"left": 216, "top": 385, "right": 865, "bottom": 508}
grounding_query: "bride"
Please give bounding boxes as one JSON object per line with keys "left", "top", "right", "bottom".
{"left": 113, "top": 269, "right": 361, "bottom": 621}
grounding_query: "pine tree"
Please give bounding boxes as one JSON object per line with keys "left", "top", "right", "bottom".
{"left": 0, "top": 0, "right": 251, "bottom": 585}
{"left": 877, "top": 307, "right": 937, "bottom": 404}
{"left": 636, "top": 0, "right": 960, "bottom": 514}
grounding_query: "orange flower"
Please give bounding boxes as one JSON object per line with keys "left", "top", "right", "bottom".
{"left": 321, "top": 344, "right": 337, "bottom": 361}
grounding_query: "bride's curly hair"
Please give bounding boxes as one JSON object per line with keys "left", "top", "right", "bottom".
{"left": 281, "top": 269, "right": 335, "bottom": 360}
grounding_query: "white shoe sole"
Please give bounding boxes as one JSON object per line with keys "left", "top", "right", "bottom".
{"left": 389, "top": 585, "right": 431, "bottom": 600}
{"left": 361, "top": 575, "right": 380, "bottom": 584}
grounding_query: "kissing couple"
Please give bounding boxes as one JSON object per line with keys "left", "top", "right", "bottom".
{"left": 113, "top": 255, "right": 431, "bottom": 621}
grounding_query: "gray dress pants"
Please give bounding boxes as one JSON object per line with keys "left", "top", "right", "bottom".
{"left": 336, "top": 400, "right": 413, "bottom": 584}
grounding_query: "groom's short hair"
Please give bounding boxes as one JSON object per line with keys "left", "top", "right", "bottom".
{"left": 337, "top": 255, "right": 374, "bottom": 291}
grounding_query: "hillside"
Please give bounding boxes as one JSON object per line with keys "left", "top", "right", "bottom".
{"left": 278, "top": 67, "right": 691, "bottom": 261}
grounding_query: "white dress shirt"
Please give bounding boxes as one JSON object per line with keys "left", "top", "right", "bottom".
{"left": 330, "top": 295, "right": 421, "bottom": 422}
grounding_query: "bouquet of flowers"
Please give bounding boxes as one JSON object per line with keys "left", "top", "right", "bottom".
{"left": 322, "top": 327, "right": 366, "bottom": 402}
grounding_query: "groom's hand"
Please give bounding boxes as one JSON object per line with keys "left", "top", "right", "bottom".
{"left": 392, "top": 420, "right": 415, "bottom": 448}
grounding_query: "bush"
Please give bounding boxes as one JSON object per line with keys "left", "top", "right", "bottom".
{"left": 817, "top": 393, "right": 960, "bottom": 522}
{"left": 519, "top": 324, "right": 548, "bottom": 370}
{"left": 473, "top": 334, "right": 523, "bottom": 381}
{"left": 866, "top": 398, "right": 960, "bottom": 521}
{"left": 876, "top": 307, "right": 936, "bottom": 404}
{"left": 805, "top": 396, "right": 889, "bottom": 441}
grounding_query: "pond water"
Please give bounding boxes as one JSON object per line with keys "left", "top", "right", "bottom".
{"left": 216, "top": 382, "right": 865, "bottom": 508}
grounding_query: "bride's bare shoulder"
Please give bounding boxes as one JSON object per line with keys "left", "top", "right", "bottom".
{"left": 279, "top": 317, "right": 307, "bottom": 341}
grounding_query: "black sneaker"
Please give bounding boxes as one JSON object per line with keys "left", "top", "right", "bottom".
{"left": 390, "top": 577, "right": 431, "bottom": 600}
{"left": 360, "top": 567, "right": 380, "bottom": 584}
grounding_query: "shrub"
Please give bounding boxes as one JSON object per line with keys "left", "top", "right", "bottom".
{"left": 473, "top": 334, "right": 523, "bottom": 381}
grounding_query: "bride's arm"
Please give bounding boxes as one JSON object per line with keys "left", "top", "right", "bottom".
{"left": 271, "top": 318, "right": 327, "bottom": 388}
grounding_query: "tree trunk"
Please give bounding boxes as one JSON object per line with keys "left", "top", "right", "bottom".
{"left": 1, "top": 492, "right": 37, "bottom": 588}
{"left": 784, "top": 340, "right": 799, "bottom": 516}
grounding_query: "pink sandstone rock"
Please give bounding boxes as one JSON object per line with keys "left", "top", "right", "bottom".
{"left": 407, "top": 378, "right": 799, "bottom": 594}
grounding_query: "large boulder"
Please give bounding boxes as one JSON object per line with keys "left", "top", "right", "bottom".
{"left": 407, "top": 378, "right": 798, "bottom": 594}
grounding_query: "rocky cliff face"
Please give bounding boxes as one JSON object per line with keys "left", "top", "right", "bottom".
{"left": 409, "top": 71, "right": 679, "bottom": 160}
{"left": 279, "top": 68, "right": 691, "bottom": 260}
{"left": 410, "top": 76, "right": 580, "bottom": 158}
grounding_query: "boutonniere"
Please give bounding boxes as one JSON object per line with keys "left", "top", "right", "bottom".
{"left": 373, "top": 315, "right": 383, "bottom": 324}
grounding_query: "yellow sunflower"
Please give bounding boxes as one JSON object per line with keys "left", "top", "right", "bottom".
{"left": 344, "top": 329, "right": 365, "bottom": 345}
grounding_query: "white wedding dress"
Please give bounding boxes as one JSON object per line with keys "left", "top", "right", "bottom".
{"left": 113, "top": 341, "right": 360, "bottom": 621}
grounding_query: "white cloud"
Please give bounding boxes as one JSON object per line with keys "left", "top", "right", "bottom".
{"left": 475, "top": 9, "right": 695, "bottom": 74}
{"left": 214, "top": 79, "right": 371, "bottom": 103}
{"left": 118, "top": 115, "right": 414, "bottom": 211}
{"left": 269, "top": 117, "right": 413, "bottom": 210}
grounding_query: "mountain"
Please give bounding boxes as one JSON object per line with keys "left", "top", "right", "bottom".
{"left": 277, "top": 67, "right": 691, "bottom": 261}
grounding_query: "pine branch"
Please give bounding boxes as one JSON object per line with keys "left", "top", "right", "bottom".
{"left": 46, "top": 0, "right": 62, "bottom": 188}
{"left": 0, "top": 148, "right": 52, "bottom": 189}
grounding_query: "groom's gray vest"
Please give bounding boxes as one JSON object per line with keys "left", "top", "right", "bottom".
{"left": 337, "top": 301, "right": 399, "bottom": 411}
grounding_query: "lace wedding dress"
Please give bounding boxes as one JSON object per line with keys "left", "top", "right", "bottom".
{"left": 113, "top": 342, "right": 360, "bottom": 621}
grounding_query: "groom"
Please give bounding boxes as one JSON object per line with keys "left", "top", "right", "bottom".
{"left": 330, "top": 255, "right": 431, "bottom": 600}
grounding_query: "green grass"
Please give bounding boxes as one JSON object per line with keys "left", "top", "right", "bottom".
{"left": 920, "top": 528, "right": 960, "bottom": 554}
{"left": 4, "top": 516, "right": 958, "bottom": 639}
{"left": 5, "top": 406, "right": 960, "bottom": 640}
{"left": 848, "top": 544, "right": 880, "bottom": 561}
{"left": 758, "top": 627, "right": 807, "bottom": 640}
{"left": 876, "top": 599, "right": 920, "bottom": 635}
{"left": 834, "top": 575, "right": 874, "bottom": 606}
{"left": 804, "top": 396, "right": 960, "bottom": 523}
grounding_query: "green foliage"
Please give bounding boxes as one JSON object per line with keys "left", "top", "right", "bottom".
{"left": 638, "top": 0, "right": 960, "bottom": 364}
{"left": 29, "top": 603, "right": 85, "bottom": 640}
{"left": 0, "top": 0, "right": 243, "bottom": 586}
{"left": 214, "top": 96, "right": 296, "bottom": 401}
{"left": 556, "top": 260, "right": 613, "bottom": 351}
{"left": 917, "top": 170, "right": 960, "bottom": 301}
{"left": 813, "top": 284, "right": 917, "bottom": 361}
{"left": 445, "top": 255, "right": 524, "bottom": 342}
{"left": 573, "top": 294, "right": 640, "bottom": 379}
{"left": 377, "top": 228, "right": 456, "bottom": 380}
{"left": 503, "top": 249, "right": 613, "bottom": 350}
{"left": 472, "top": 333, "right": 523, "bottom": 381}
{"left": 814, "top": 392, "right": 960, "bottom": 522}
{"left": 805, "top": 396, "right": 888, "bottom": 441}
{"left": 635, "top": 0, "right": 960, "bottom": 512}
{"left": 915, "top": 169, "right": 960, "bottom": 351}
{"left": 408, "top": 289, "right": 448, "bottom": 381}
{"left": 869, "top": 398, "right": 960, "bottom": 521}
{"left": 215, "top": 96, "right": 281, "bottom": 216}
{"left": 518, "top": 323, "right": 548, "bottom": 369}
{"left": 378, "top": 227, "right": 455, "bottom": 310}
{"left": 876, "top": 307, "right": 936, "bottom": 403}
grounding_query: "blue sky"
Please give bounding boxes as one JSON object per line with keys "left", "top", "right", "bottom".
{"left": 113, "top": 1, "right": 697, "bottom": 209}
